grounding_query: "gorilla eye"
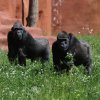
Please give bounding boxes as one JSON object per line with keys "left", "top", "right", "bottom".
{"left": 58, "top": 38, "right": 66, "bottom": 42}
{"left": 14, "top": 28, "right": 22, "bottom": 30}
{"left": 58, "top": 39, "right": 63, "bottom": 42}
{"left": 63, "top": 39, "right": 67, "bottom": 41}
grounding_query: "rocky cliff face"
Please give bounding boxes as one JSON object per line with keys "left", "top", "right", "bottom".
{"left": 0, "top": 0, "right": 100, "bottom": 34}
{"left": 52, "top": 0, "right": 100, "bottom": 34}
{"left": 0, "top": 0, "right": 100, "bottom": 49}
{"left": 0, "top": 0, "right": 29, "bottom": 25}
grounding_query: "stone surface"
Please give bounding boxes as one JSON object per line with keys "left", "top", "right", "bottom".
{"left": 52, "top": 0, "right": 100, "bottom": 34}
{"left": 0, "top": 0, "right": 100, "bottom": 50}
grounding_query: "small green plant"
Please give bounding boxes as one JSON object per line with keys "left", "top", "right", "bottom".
{"left": 60, "top": 52, "right": 74, "bottom": 68}
{"left": 65, "top": 52, "right": 74, "bottom": 66}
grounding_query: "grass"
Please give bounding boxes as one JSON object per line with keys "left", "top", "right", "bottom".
{"left": 0, "top": 35, "right": 100, "bottom": 100}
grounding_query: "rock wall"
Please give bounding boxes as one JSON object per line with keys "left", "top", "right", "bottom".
{"left": 37, "top": 0, "right": 52, "bottom": 35}
{"left": 0, "top": 0, "right": 29, "bottom": 25}
{"left": 0, "top": 0, "right": 100, "bottom": 35}
{"left": 0, "top": 0, "right": 100, "bottom": 49}
{"left": 52, "top": 0, "right": 100, "bottom": 34}
{"left": 0, "top": 0, "right": 51, "bottom": 34}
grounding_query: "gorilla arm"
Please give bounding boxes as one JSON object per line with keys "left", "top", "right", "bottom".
{"left": 7, "top": 31, "right": 17, "bottom": 63}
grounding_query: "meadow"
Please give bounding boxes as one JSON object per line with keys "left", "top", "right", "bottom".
{"left": 0, "top": 35, "right": 100, "bottom": 100}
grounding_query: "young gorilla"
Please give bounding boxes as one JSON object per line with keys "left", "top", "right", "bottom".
{"left": 7, "top": 22, "right": 50, "bottom": 65}
{"left": 52, "top": 31, "right": 92, "bottom": 74}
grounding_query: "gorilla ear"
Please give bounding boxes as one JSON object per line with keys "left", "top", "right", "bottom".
{"left": 68, "top": 33, "right": 73, "bottom": 40}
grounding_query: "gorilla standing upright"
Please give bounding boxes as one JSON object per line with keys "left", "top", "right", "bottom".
{"left": 52, "top": 31, "right": 92, "bottom": 74}
{"left": 7, "top": 21, "right": 50, "bottom": 65}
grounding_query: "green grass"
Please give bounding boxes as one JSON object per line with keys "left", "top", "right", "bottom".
{"left": 0, "top": 35, "right": 100, "bottom": 100}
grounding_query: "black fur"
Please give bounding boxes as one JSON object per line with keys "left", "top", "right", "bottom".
{"left": 7, "top": 22, "right": 50, "bottom": 65}
{"left": 52, "top": 31, "right": 92, "bottom": 74}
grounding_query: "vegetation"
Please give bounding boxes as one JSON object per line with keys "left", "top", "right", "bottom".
{"left": 0, "top": 35, "right": 100, "bottom": 100}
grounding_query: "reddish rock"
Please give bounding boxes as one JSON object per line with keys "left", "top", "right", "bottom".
{"left": 0, "top": 0, "right": 100, "bottom": 50}
{"left": 52, "top": 0, "right": 100, "bottom": 34}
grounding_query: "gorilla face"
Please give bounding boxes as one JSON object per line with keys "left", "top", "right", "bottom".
{"left": 57, "top": 31, "right": 70, "bottom": 52}
{"left": 57, "top": 38, "right": 69, "bottom": 51}
{"left": 11, "top": 21, "right": 26, "bottom": 41}
{"left": 13, "top": 28, "right": 24, "bottom": 40}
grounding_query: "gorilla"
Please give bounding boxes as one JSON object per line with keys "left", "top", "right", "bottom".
{"left": 7, "top": 21, "right": 50, "bottom": 65}
{"left": 52, "top": 31, "right": 92, "bottom": 74}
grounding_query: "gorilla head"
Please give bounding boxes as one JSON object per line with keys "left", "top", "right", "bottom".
{"left": 57, "top": 31, "right": 70, "bottom": 52}
{"left": 11, "top": 22, "right": 27, "bottom": 41}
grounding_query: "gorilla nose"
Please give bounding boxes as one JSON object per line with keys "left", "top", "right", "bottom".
{"left": 17, "top": 32, "right": 22, "bottom": 40}
{"left": 61, "top": 43, "right": 66, "bottom": 47}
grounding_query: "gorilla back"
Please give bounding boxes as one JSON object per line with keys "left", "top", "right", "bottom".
{"left": 7, "top": 22, "right": 50, "bottom": 65}
{"left": 24, "top": 37, "right": 50, "bottom": 61}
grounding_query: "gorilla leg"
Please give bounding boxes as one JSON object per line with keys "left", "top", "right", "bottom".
{"left": 18, "top": 48, "right": 26, "bottom": 66}
{"left": 8, "top": 48, "right": 17, "bottom": 64}
{"left": 84, "top": 45, "right": 92, "bottom": 75}
{"left": 84, "top": 59, "right": 92, "bottom": 75}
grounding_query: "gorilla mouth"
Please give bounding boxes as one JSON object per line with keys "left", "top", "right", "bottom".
{"left": 17, "top": 33, "right": 22, "bottom": 40}
{"left": 60, "top": 47, "right": 68, "bottom": 52}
